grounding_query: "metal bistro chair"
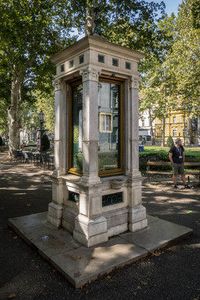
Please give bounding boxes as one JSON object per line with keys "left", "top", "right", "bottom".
{"left": 13, "top": 150, "right": 24, "bottom": 162}
{"left": 40, "top": 152, "right": 54, "bottom": 170}
{"left": 32, "top": 151, "right": 41, "bottom": 166}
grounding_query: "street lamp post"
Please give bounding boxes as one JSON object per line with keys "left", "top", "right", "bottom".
{"left": 38, "top": 111, "right": 45, "bottom": 152}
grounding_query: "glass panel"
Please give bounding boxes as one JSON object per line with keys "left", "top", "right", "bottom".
{"left": 98, "top": 82, "right": 120, "bottom": 172}
{"left": 71, "top": 81, "right": 121, "bottom": 175}
{"left": 72, "top": 84, "right": 83, "bottom": 171}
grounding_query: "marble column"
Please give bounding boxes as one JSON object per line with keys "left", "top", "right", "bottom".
{"left": 127, "top": 75, "right": 147, "bottom": 232}
{"left": 73, "top": 67, "right": 108, "bottom": 247}
{"left": 47, "top": 79, "right": 67, "bottom": 227}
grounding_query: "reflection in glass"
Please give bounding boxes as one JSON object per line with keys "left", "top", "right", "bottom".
{"left": 71, "top": 81, "right": 121, "bottom": 174}
{"left": 99, "top": 113, "right": 112, "bottom": 133}
{"left": 72, "top": 84, "right": 83, "bottom": 171}
{"left": 98, "top": 82, "right": 120, "bottom": 172}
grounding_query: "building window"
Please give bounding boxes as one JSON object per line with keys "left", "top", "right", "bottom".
{"left": 98, "top": 54, "right": 105, "bottom": 63}
{"left": 173, "top": 129, "right": 177, "bottom": 137}
{"left": 69, "top": 79, "right": 123, "bottom": 176}
{"left": 173, "top": 116, "right": 176, "bottom": 123}
{"left": 69, "top": 60, "right": 74, "bottom": 68}
{"left": 125, "top": 62, "right": 131, "bottom": 70}
{"left": 99, "top": 113, "right": 112, "bottom": 133}
{"left": 60, "top": 64, "right": 65, "bottom": 72}
{"left": 79, "top": 55, "right": 84, "bottom": 64}
{"left": 112, "top": 58, "right": 119, "bottom": 67}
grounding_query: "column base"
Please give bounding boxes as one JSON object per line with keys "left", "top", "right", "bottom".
{"left": 73, "top": 214, "right": 108, "bottom": 247}
{"left": 129, "top": 205, "right": 148, "bottom": 232}
{"left": 47, "top": 202, "right": 63, "bottom": 228}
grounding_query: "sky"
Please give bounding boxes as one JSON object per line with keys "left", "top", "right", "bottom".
{"left": 147, "top": 0, "right": 183, "bottom": 15}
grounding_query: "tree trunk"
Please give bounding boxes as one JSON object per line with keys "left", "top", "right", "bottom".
{"left": 161, "top": 117, "right": 166, "bottom": 147}
{"left": 8, "top": 74, "right": 22, "bottom": 156}
{"left": 85, "top": 0, "right": 95, "bottom": 35}
{"left": 148, "top": 109, "right": 155, "bottom": 145}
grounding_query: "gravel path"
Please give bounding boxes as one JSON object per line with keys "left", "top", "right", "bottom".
{"left": 0, "top": 152, "right": 200, "bottom": 300}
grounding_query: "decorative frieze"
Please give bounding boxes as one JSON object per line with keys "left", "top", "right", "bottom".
{"left": 53, "top": 78, "right": 63, "bottom": 92}
{"left": 80, "top": 67, "right": 100, "bottom": 82}
{"left": 130, "top": 75, "right": 140, "bottom": 89}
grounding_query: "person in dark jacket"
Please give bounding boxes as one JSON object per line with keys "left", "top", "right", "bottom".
{"left": 169, "top": 138, "right": 189, "bottom": 189}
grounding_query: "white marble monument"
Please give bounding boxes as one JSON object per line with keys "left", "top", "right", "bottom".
{"left": 47, "top": 35, "right": 148, "bottom": 247}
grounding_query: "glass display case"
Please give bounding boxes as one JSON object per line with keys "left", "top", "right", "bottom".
{"left": 69, "top": 80, "right": 123, "bottom": 176}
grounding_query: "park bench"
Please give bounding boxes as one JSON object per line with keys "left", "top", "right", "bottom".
{"left": 146, "top": 160, "right": 200, "bottom": 183}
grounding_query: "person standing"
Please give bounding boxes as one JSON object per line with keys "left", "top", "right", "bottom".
{"left": 169, "top": 138, "right": 189, "bottom": 189}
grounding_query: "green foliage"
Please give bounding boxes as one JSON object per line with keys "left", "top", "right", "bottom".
{"left": 191, "top": 0, "right": 200, "bottom": 29}
{"left": 167, "top": 136, "right": 174, "bottom": 148}
{"left": 163, "top": 0, "right": 200, "bottom": 116}
{"left": 71, "top": 0, "right": 166, "bottom": 55}
{"left": 139, "top": 15, "right": 177, "bottom": 140}
{"left": 0, "top": 0, "right": 199, "bottom": 151}
{"left": 0, "top": 0, "right": 76, "bottom": 148}
{"left": 140, "top": 0, "right": 200, "bottom": 136}
{"left": 34, "top": 90, "right": 54, "bottom": 132}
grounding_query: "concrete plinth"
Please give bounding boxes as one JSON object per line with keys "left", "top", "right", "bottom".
{"left": 9, "top": 212, "right": 192, "bottom": 288}
{"left": 129, "top": 205, "right": 148, "bottom": 232}
{"left": 73, "top": 214, "right": 108, "bottom": 247}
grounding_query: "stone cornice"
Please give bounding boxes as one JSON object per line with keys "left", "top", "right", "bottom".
{"left": 51, "top": 35, "right": 144, "bottom": 65}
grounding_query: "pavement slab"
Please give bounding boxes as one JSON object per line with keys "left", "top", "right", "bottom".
{"left": 8, "top": 213, "right": 192, "bottom": 288}
{"left": 120, "top": 218, "right": 192, "bottom": 252}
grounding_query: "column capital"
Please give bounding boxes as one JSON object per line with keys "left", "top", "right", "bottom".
{"left": 130, "top": 75, "right": 140, "bottom": 89}
{"left": 80, "top": 67, "right": 101, "bottom": 82}
{"left": 53, "top": 78, "right": 63, "bottom": 91}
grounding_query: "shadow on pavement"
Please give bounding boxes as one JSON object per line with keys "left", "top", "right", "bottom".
{"left": 0, "top": 157, "right": 200, "bottom": 300}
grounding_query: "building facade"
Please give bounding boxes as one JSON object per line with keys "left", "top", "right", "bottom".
{"left": 154, "top": 110, "right": 200, "bottom": 146}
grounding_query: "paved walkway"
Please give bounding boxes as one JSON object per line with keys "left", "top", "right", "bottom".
{"left": 0, "top": 152, "right": 200, "bottom": 300}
